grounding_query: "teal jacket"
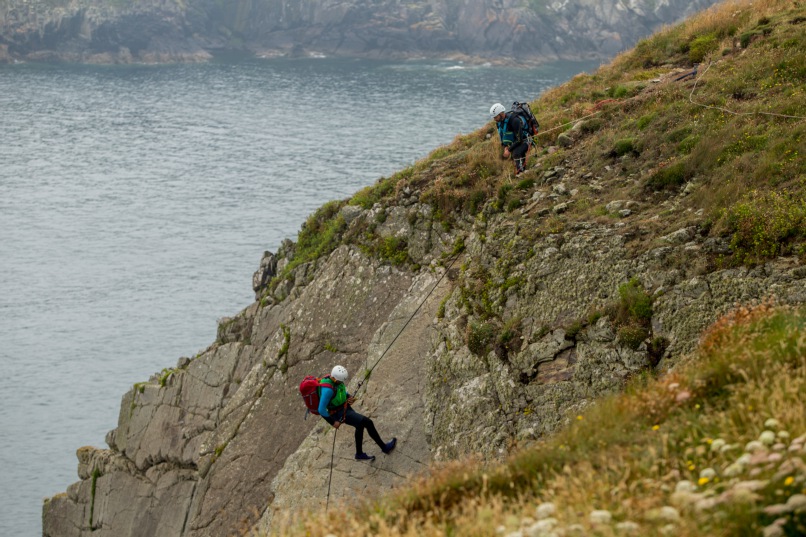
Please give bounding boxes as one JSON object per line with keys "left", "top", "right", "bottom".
{"left": 496, "top": 112, "right": 527, "bottom": 148}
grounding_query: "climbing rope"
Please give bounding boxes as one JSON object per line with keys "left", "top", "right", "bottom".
{"left": 353, "top": 253, "right": 461, "bottom": 398}
{"left": 689, "top": 60, "right": 806, "bottom": 120}
{"left": 325, "top": 400, "right": 348, "bottom": 512}
{"left": 325, "top": 426, "right": 338, "bottom": 512}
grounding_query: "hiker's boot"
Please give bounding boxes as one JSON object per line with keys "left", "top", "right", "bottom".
{"left": 382, "top": 438, "right": 397, "bottom": 454}
{"left": 355, "top": 452, "right": 376, "bottom": 461}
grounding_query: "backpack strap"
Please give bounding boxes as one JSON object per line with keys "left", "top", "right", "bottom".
{"left": 318, "top": 376, "right": 335, "bottom": 389}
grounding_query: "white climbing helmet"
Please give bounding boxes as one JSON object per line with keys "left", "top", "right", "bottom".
{"left": 490, "top": 103, "right": 506, "bottom": 118}
{"left": 331, "top": 365, "right": 349, "bottom": 383}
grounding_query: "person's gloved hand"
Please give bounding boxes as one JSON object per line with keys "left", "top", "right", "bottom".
{"left": 503, "top": 147, "right": 510, "bottom": 158}
{"left": 347, "top": 396, "right": 356, "bottom": 405}
{"left": 333, "top": 420, "right": 341, "bottom": 429}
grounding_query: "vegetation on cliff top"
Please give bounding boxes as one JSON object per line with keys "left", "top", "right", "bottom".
{"left": 270, "top": 0, "right": 804, "bottom": 289}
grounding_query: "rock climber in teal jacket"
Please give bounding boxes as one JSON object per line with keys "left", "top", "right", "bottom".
{"left": 491, "top": 102, "right": 531, "bottom": 175}
{"left": 319, "top": 365, "right": 397, "bottom": 461}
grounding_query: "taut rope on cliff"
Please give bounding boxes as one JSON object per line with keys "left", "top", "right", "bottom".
{"left": 353, "top": 253, "right": 461, "bottom": 398}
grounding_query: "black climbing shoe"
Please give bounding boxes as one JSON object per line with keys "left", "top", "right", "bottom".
{"left": 382, "top": 438, "right": 397, "bottom": 454}
{"left": 355, "top": 452, "right": 376, "bottom": 461}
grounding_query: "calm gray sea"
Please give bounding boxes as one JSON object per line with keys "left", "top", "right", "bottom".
{"left": 0, "top": 56, "right": 597, "bottom": 536}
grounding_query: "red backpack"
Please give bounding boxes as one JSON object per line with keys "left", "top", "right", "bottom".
{"left": 299, "top": 375, "right": 332, "bottom": 416}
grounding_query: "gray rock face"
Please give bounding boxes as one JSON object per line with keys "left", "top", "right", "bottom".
{"left": 43, "top": 195, "right": 806, "bottom": 537}
{"left": 422, "top": 217, "right": 806, "bottom": 461}
{"left": 1, "top": 0, "right": 720, "bottom": 63}
{"left": 44, "top": 244, "right": 421, "bottom": 537}
{"left": 252, "top": 251, "right": 278, "bottom": 298}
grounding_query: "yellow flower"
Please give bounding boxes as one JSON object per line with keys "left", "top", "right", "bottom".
{"left": 698, "top": 477, "right": 710, "bottom": 486}
{"left": 784, "top": 476, "right": 795, "bottom": 487}
{"left": 577, "top": 415, "right": 584, "bottom": 421}
{"left": 653, "top": 425, "right": 660, "bottom": 431}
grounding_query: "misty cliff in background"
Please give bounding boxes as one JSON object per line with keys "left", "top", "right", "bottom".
{"left": 0, "top": 0, "right": 720, "bottom": 64}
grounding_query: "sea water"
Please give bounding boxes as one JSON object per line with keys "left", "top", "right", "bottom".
{"left": 0, "top": 56, "right": 598, "bottom": 535}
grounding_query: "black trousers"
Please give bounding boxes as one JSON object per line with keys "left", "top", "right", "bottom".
{"left": 325, "top": 406, "right": 385, "bottom": 455}
{"left": 510, "top": 141, "right": 530, "bottom": 171}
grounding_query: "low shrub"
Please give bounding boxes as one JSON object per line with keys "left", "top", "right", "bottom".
{"left": 721, "top": 189, "right": 806, "bottom": 263}
{"left": 612, "top": 138, "right": 639, "bottom": 157}
{"left": 677, "top": 134, "right": 700, "bottom": 154}
{"left": 688, "top": 33, "right": 720, "bottom": 63}
{"left": 636, "top": 113, "right": 656, "bottom": 130}
{"left": 645, "top": 161, "right": 690, "bottom": 191}
{"left": 350, "top": 175, "right": 399, "bottom": 209}
{"left": 377, "top": 236, "right": 411, "bottom": 266}
{"left": 647, "top": 336, "right": 670, "bottom": 367}
{"left": 616, "top": 278, "right": 653, "bottom": 325}
{"left": 617, "top": 323, "right": 649, "bottom": 350}
{"left": 579, "top": 118, "right": 604, "bottom": 134}
{"left": 464, "top": 189, "right": 488, "bottom": 214}
{"left": 467, "top": 321, "right": 496, "bottom": 356}
{"left": 516, "top": 177, "right": 535, "bottom": 190}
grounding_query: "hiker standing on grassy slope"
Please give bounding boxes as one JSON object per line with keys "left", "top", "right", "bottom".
{"left": 319, "top": 365, "right": 397, "bottom": 461}
{"left": 490, "top": 102, "right": 535, "bottom": 175}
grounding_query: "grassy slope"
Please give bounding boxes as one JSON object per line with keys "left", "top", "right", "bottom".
{"left": 267, "top": 0, "right": 806, "bottom": 301}
{"left": 258, "top": 1, "right": 806, "bottom": 535}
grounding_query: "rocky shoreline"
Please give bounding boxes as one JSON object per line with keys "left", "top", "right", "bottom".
{"left": 0, "top": 0, "right": 720, "bottom": 65}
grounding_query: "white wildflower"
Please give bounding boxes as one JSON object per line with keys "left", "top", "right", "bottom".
{"left": 724, "top": 462, "right": 745, "bottom": 477}
{"left": 659, "top": 506, "right": 681, "bottom": 522}
{"left": 777, "top": 431, "right": 790, "bottom": 441}
{"left": 700, "top": 468, "right": 717, "bottom": 480}
{"left": 746, "top": 440, "right": 766, "bottom": 453}
{"left": 590, "top": 510, "right": 613, "bottom": 525}
{"left": 660, "top": 524, "right": 678, "bottom": 535}
{"left": 710, "top": 439, "right": 726, "bottom": 452}
{"left": 525, "top": 518, "right": 557, "bottom": 537}
{"left": 648, "top": 506, "right": 681, "bottom": 523}
{"left": 786, "top": 494, "right": 806, "bottom": 511}
{"left": 764, "top": 418, "right": 781, "bottom": 430}
{"left": 535, "top": 503, "right": 556, "bottom": 520}
{"left": 616, "top": 521, "right": 640, "bottom": 534}
{"left": 760, "top": 431, "right": 777, "bottom": 445}
{"left": 675, "top": 480, "right": 697, "bottom": 493}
